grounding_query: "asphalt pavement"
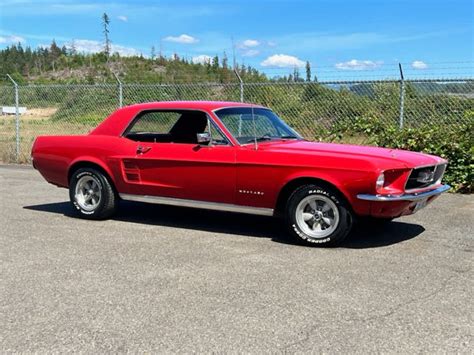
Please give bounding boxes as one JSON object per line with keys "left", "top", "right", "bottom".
{"left": 1, "top": 165, "right": 472, "bottom": 353}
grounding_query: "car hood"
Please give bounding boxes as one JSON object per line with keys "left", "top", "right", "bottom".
{"left": 259, "top": 140, "right": 446, "bottom": 169}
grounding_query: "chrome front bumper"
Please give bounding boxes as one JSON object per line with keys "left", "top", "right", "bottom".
{"left": 357, "top": 184, "right": 451, "bottom": 202}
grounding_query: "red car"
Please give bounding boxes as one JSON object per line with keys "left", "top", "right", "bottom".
{"left": 32, "top": 101, "right": 450, "bottom": 246}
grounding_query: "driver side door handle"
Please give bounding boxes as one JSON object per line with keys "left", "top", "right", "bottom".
{"left": 136, "top": 145, "right": 152, "bottom": 155}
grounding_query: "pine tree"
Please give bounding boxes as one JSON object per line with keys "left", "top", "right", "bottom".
{"left": 50, "top": 39, "right": 61, "bottom": 71}
{"left": 102, "top": 13, "right": 111, "bottom": 58}
{"left": 222, "top": 51, "right": 228, "bottom": 69}
{"left": 293, "top": 67, "right": 299, "bottom": 81}
{"left": 305, "top": 61, "right": 311, "bottom": 82}
{"left": 69, "top": 39, "right": 77, "bottom": 56}
{"left": 151, "top": 46, "right": 156, "bottom": 60}
{"left": 212, "top": 55, "right": 219, "bottom": 70}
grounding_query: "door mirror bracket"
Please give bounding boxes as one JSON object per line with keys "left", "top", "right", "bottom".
{"left": 196, "top": 132, "right": 212, "bottom": 146}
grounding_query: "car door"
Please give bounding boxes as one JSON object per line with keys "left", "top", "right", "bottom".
{"left": 120, "top": 109, "right": 236, "bottom": 204}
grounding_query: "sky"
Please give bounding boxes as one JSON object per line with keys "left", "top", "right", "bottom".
{"left": 0, "top": 0, "right": 473, "bottom": 79}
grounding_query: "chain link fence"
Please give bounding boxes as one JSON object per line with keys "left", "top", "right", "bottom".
{"left": 0, "top": 78, "right": 473, "bottom": 163}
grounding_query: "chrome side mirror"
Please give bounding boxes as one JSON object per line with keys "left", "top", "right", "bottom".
{"left": 196, "top": 132, "right": 211, "bottom": 145}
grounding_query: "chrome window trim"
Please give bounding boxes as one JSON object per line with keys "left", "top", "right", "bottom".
{"left": 119, "top": 193, "right": 274, "bottom": 216}
{"left": 121, "top": 108, "right": 234, "bottom": 146}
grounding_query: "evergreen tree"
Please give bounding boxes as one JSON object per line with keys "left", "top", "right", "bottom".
{"left": 212, "top": 55, "right": 219, "bottom": 70}
{"left": 222, "top": 51, "right": 228, "bottom": 69}
{"left": 293, "top": 67, "right": 300, "bottom": 81}
{"left": 69, "top": 39, "right": 77, "bottom": 55}
{"left": 150, "top": 46, "right": 156, "bottom": 60}
{"left": 50, "top": 39, "right": 62, "bottom": 71}
{"left": 305, "top": 61, "right": 311, "bottom": 82}
{"left": 102, "top": 13, "right": 111, "bottom": 58}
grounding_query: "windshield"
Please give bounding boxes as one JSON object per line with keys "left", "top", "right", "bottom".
{"left": 214, "top": 107, "right": 302, "bottom": 144}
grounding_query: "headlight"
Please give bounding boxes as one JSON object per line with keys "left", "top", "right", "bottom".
{"left": 375, "top": 169, "right": 412, "bottom": 195}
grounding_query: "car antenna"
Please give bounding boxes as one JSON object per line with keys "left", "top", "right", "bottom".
{"left": 251, "top": 104, "right": 258, "bottom": 150}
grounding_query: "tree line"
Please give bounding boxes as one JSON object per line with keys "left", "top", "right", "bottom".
{"left": 0, "top": 12, "right": 316, "bottom": 84}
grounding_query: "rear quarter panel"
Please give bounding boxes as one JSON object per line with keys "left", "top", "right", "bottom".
{"left": 32, "top": 135, "right": 134, "bottom": 188}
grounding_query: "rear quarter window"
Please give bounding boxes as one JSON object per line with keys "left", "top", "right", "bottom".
{"left": 128, "top": 111, "right": 181, "bottom": 134}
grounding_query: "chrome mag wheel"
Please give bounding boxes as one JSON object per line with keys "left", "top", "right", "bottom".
{"left": 74, "top": 175, "right": 102, "bottom": 212}
{"left": 295, "top": 195, "right": 340, "bottom": 239}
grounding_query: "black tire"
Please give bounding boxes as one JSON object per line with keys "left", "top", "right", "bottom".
{"left": 69, "top": 167, "right": 118, "bottom": 219}
{"left": 285, "top": 184, "right": 353, "bottom": 246}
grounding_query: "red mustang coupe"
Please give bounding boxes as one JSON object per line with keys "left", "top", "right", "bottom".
{"left": 32, "top": 101, "right": 449, "bottom": 246}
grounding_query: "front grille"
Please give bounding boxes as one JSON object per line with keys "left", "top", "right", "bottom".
{"left": 406, "top": 163, "right": 446, "bottom": 190}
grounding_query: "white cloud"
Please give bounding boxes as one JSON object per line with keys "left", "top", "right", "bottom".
{"left": 111, "top": 43, "right": 141, "bottom": 57}
{"left": 117, "top": 15, "right": 128, "bottom": 22}
{"left": 261, "top": 54, "right": 305, "bottom": 68}
{"left": 242, "top": 49, "right": 260, "bottom": 57}
{"left": 192, "top": 54, "right": 212, "bottom": 64}
{"left": 242, "top": 39, "right": 260, "bottom": 47}
{"left": 335, "top": 59, "right": 383, "bottom": 70}
{"left": 67, "top": 39, "right": 140, "bottom": 57}
{"left": 237, "top": 39, "right": 262, "bottom": 57}
{"left": 0, "top": 35, "right": 25, "bottom": 44}
{"left": 411, "top": 60, "right": 428, "bottom": 69}
{"left": 164, "top": 34, "right": 198, "bottom": 44}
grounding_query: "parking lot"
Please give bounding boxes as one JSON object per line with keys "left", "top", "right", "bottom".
{"left": 1, "top": 165, "right": 472, "bottom": 352}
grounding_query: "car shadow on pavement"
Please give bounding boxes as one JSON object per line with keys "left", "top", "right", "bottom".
{"left": 24, "top": 201, "right": 425, "bottom": 249}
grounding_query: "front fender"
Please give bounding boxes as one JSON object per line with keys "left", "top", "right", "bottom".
{"left": 278, "top": 168, "right": 372, "bottom": 216}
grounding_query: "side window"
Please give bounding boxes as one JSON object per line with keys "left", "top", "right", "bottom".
{"left": 124, "top": 110, "right": 229, "bottom": 145}
{"left": 128, "top": 111, "right": 181, "bottom": 134}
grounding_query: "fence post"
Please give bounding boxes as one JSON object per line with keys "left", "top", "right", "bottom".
{"left": 233, "top": 69, "right": 244, "bottom": 102}
{"left": 398, "top": 63, "right": 405, "bottom": 129}
{"left": 6, "top": 74, "right": 20, "bottom": 162}
{"left": 113, "top": 72, "right": 123, "bottom": 108}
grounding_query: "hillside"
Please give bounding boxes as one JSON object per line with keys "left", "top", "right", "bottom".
{"left": 0, "top": 42, "right": 270, "bottom": 84}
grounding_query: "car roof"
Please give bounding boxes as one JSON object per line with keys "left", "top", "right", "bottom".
{"left": 124, "top": 101, "right": 267, "bottom": 111}
{"left": 90, "top": 101, "right": 268, "bottom": 137}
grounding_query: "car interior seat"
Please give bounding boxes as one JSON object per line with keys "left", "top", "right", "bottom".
{"left": 170, "top": 112, "right": 208, "bottom": 144}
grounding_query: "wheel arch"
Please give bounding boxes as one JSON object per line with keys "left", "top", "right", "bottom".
{"left": 67, "top": 158, "right": 116, "bottom": 188}
{"left": 274, "top": 176, "right": 353, "bottom": 217}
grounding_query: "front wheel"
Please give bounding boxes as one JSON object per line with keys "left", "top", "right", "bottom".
{"left": 285, "top": 184, "right": 353, "bottom": 246}
{"left": 69, "top": 167, "right": 118, "bottom": 219}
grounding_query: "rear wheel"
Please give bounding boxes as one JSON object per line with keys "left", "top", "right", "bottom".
{"left": 285, "top": 184, "right": 353, "bottom": 246}
{"left": 69, "top": 167, "right": 118, "bottom": 219}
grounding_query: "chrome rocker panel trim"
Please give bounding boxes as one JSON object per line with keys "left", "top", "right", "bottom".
{"left": 357, "top": 184, "right": 450, "bottom": 202}
{"left": 119, "top": 193, "right": 274, "bottom": 216}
